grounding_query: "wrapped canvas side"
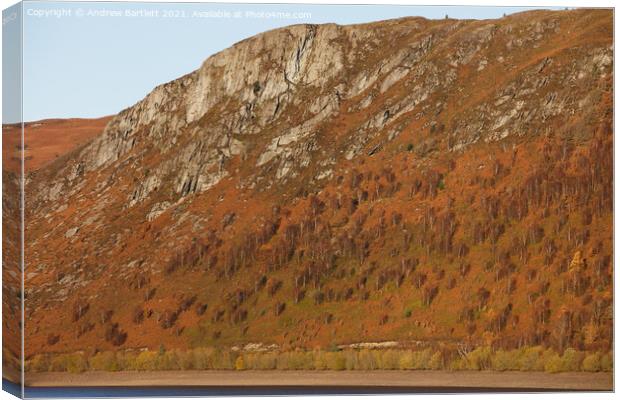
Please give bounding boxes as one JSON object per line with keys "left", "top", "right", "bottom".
{"left": 2, "top": 2, "right": 23, "bottom": 398}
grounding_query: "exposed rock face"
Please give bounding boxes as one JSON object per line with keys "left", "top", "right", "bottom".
{"left": 23, "top": 10, "right": 613, "bottom": 356}
{"left": 33, "top": 19, "right": 467, "bottom": 204}
{"left": 33, "top": 11, "right": 612, "bottom": 208}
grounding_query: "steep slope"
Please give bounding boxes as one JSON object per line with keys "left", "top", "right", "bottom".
{"left": 23, "top": 9, "right": 612, "bottom": 359}
{"left": 3, "top": 117, "right": 111, "bottom": 376}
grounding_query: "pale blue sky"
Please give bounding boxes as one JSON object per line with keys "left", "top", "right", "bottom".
{"left": 6, "top": 1, "right": 563, "bottom": 123}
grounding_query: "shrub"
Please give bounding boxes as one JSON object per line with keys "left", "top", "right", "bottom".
{"left": 260, "top": 353, "right": 278, "bottom": 370}
{"left": 50, "top": 353, "right": 88, "bottom": 373}
{"left": 544, "top": 353, "right": 564, "bottom": 373}
{"left": 134, "top": 351, "right": 158, "bottom": 371}
{"left": 72, "top": 301, "right": 89, "bottom": 322}
{"left": 491, "top": 349, "right": 519, "bottom": 371}
{"left": 582, "top": 353, "right": 601, "bottom": 372}
{"left": 212, "top": 350, "right": 234, "bottom": 370}
{"left": 600, "top": 352, "right": 613, "bottom": 372}
{"left": 379, "top": 349, "right": 400, "bottom": 369}
{"left": 313, "top": 350, "right": 328, "bottom": 370}
{"left": 449, "top": 357, "right": 466, "bottom": 371}
{"left": 518, "top": 346, "right": 545, "bottom": 371}
{"left": 195, "top": 303, "right": 208, "bottom": 316}
{"left": 89, "top": 351, "right": 118, "bottom": 372}
{"left": 344, "top": 350, "right": 358, "bottom": 370}
{"left": 235, "top": 355, "right": 245, "bottom": 371}
{"left": 66, "top": 353, "right": 89, "bottom": 373}
{"left": 466, "top": 346, "right": 492, "bottom": 370}
{"left": 243, "top": 352, "right": 277, "bottom": 370}
{"left": 115, "top": 351, "right": 139, "bottom": 371}
{"left": 275, "top": 351, "right": 313, "bottom": 370}
{"left": 561, "top": 348, "right": 584, "bottom": 372}
{"left": 132, "top": 307, "right": 145, "bottom": 324}
{"left": 191, "top": 348, "right": 215, "bottom": 370}
{"left": 104, "top": 323, "right": 128, "bottom": 346}
{"left": 175, "top": 349, "right": 195, "bottom": 370}
{"left": 274, "top": 302, "right": 286, "bottom": 316}
{"left": 356, "top": 349, "right": 377, "bottom": 370}
{"left": 429, "top": 351, "right": 443, "bottom": 370}
{"left": 328, "top": 352, "right": 346, "bottom": 371}
{"left": 28, "top": 354, "right": 50, "bottom": 372}
{"left": 47, "top": 334, "right": 60, "bottom": 346}
{"left": 48, "top": 356, "right": 65, "bottom": 372}
{"left": 399, "top": 351, "right": 415, "bottom": 370}
{"left": 160, "top": 310, "right": 179, "bottom": 329}
{"left": 412, "top": 348, "right": 434, "bottom": 369}
{"left": 28, "top": 347, "right": 613, "bottom": 373}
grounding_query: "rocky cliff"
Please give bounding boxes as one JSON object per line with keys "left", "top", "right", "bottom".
{"left": 23, "top": 9, "right": 612, "bottom": 357}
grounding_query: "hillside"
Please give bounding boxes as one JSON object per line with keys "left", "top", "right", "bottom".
{"left": 3, "top": 117, "right": 112, "bottom": 379}
{"left": 18, "top": 9, "right": 612, "bottom": 366}
{"left": 2, "top": 117, "right": 112, "bottom": 172}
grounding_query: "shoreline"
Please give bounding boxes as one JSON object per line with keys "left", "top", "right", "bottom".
{"left": 24, "top": 370, "right": 613, "bottom": 391}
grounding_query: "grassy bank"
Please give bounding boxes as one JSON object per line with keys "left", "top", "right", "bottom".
{"left": 26, "top": 346, "right": 612, "bottom": 374}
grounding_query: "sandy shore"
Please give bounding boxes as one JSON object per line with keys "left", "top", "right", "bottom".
{"left": 25, "top": 370, "right": 612, "bottom": 391}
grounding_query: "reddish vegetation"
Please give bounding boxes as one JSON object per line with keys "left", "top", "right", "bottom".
{"left": 2, "top": 117, "right": 110, "bottom": 374}
{"left": 2, "top": 117, "right": 112, "bottom": 172}
{"left": 10, "top": 10, "right": 613, "bottom": 364}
